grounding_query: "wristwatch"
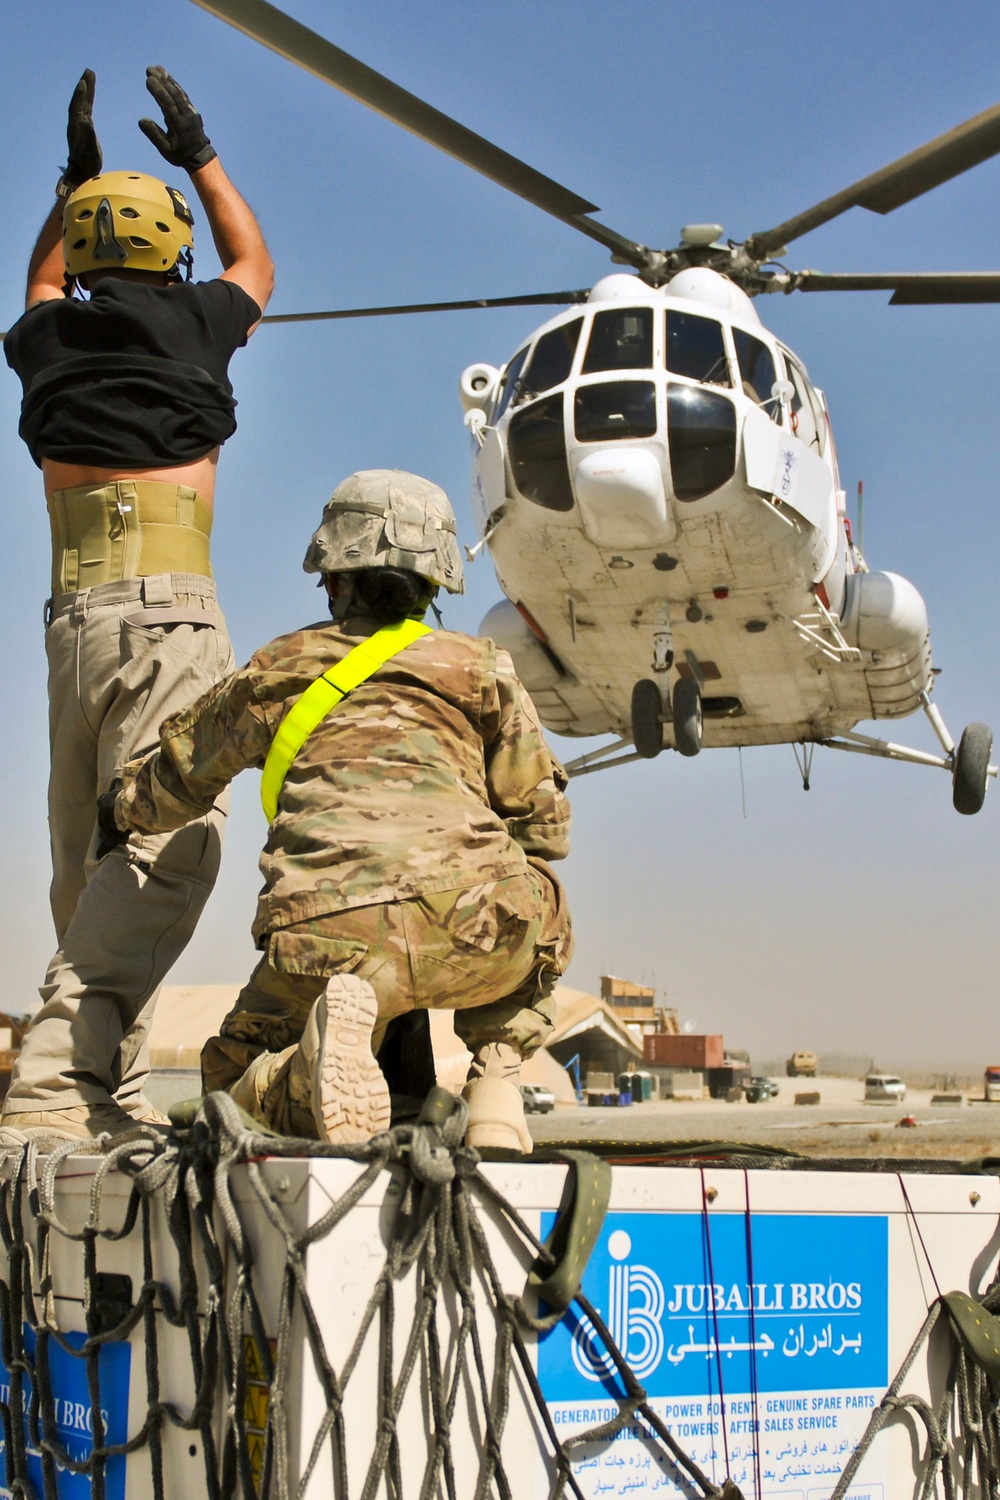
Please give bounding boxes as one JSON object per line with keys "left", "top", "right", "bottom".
{"left": 54, "top": 176, "right": 76, "bottom": 200}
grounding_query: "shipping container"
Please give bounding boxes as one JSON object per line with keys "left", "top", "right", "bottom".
{"left": 643, "top": 1032, "right": 723, "bottom": 1069}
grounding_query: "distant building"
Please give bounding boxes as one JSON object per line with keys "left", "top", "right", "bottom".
{"left": 600, "top": 974, "right": 679, "bottom": 1042}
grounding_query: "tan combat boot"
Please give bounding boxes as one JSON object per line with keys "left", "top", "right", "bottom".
{"left": 0, "top": 1098, "right": 156, "bottom": 1147}
{"left": 270, "top": 974, "right": 392, "bottom": 1144}
{"left": 462, "top": 1041, "right": 533, "bottom": 1154}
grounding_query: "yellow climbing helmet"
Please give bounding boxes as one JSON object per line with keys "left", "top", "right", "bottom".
{"left": 62, "top": 171, "right": 194, "bottom": 280}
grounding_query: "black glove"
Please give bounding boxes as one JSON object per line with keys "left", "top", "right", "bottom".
{"left": 138, "top": 65, "right": 217, "bottom": 172}
{"left": 63, "top": 69, "right": 103, "bottom": 187}
{"left": 95, "top": 784, "right": 129, "bottom": 861}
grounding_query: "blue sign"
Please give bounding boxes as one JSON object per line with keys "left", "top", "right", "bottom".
{"left": 538, "top": 1213, "right": 887, "bottom": 1403}
{"left": 0, "top": 1327, "right": 131, "bottom": 1500}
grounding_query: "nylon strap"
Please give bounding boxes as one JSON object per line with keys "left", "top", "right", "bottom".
{"left": 941, "top": 1291, "right": 1000, "bottom": 1381}
{"left": 260, "top": 617, "right": 431, "bottom": 820}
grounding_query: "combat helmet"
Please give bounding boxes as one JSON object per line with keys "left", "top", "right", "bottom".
{"left": 304, "top": 470, "right": 465, "bottom": 595}
{"left": 62, "top": 171, "right": 194, "bottom": 280}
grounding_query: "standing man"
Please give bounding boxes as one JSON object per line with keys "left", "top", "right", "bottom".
{"left": 0, "top": 68, "right": 274, "bottom": 1143}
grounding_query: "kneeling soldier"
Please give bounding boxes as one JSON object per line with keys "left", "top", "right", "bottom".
{"left": 106, "top": 470, "right": 573, "bottom": 1152}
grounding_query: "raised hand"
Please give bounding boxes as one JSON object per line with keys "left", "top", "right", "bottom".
{"left": 138, "top": 66, "right": 217, "bottom": 172}
{"left": 64, "top": 69, "right": 103, "bottom": 187}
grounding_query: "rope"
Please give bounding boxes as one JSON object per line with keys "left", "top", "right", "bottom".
{"left": 0, "top": 1097, "right": 736, "bottom": 1500}
{"left": 699, "top": 1166, "right": 732, "bottom": 1483}
{"left": 1, "top": 1103, "right": 997, "bottom": 1500}
{"left": 740, "top": 1170, "right": 763, "bottom": 1500}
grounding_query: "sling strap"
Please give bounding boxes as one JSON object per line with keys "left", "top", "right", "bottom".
{"left": 260, "top": 617, "right": 432, "bottom": 820}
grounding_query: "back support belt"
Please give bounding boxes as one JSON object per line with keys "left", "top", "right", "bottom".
{"left": 261, "top": 618, "right": 432, "bottom": 821}
{"left": 47, "top": 480, "right": 213, "bottom": 594}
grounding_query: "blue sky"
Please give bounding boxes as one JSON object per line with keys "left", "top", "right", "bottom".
{"left": 2, "top": 0, "right": 999, "bottom": 1069}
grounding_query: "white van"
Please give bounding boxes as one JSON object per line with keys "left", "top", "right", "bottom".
{"left": 865, "top": 1073, "right": 906, "bottom": 1103}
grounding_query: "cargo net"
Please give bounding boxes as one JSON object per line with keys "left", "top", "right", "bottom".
{"left": 0, "top": 1096, "right": 995, "bottom": 1500}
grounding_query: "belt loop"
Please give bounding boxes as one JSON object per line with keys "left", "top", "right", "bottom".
{"left": 72, "top": 589, "right": 90, "bottom": 624}
{"left": 141, "top": 573, "right": 174, "bottom": 608}
{"left": 115, "top": 479, "right": 138, "bottom": 517}
{"left": 177, "top": 486, "right": 197, "bottom": 529}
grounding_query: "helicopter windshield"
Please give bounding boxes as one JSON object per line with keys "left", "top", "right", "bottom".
{"left": 575, "top": 381, "right": 657, "bottom": 442}
{"left": 667, "top": 385, "right": 737, "bottom": 501}
{"left": 508, "top": 393, "right": 575, "bottom": 510}
{"left": 733, "top": 328, "right": 778, "bottom": 410}
{"left": 582, "top": 307, "right": 653, "bottom": 373}
{"left": 494, "top": 346, "right": 529, "bottom": 421}
{"left": 517, "top": 319, "right": 582, "bottom": 402}
{"left": 665, "top": 310, "right": 732, "bottom": 386}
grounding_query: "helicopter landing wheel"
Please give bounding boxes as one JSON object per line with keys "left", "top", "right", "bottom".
{"left": 630, "top": 679, "right": 664, "bottom": 759}
{"left": 952, "top": 722, "right": 993, "bottom": 815}
{"left": 672, "top": 676, "right": 703, "bottom": 757}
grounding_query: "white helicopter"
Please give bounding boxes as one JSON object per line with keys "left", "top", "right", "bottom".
{"left": 198, "top": 0, "right": 1000, "bottom": 812}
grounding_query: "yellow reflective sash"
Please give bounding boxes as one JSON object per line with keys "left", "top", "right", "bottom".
{"left": 260, "top": 618, "right": 432, "bottom": 821}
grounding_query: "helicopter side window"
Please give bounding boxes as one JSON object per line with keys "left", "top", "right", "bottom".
{"left": 581, "top": 307, "right": 653, "bottom": 373}
{"left": 664, "top": 311, "right": 732, "bottom": 386}
{"left": 517, "top": 319, "right": 583, "bottom": 402}
{"left": 574, "top": 381, "right": 657, "bottom": 442}
{"left": 667, "top": 385, "right": 737, "bottom": 501}
{"left": 508, "top": 393, "right": 575, "bottom": 511}
{"left": 494, "top": 346, "right": 529, "bottom": 422}
{"left": 783, "top": 353, "right": 825, "bottom": 453}
{"left": 733, "top": 329, "right": 778, "bottom": 411}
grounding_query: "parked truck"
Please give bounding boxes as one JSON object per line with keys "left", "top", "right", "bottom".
{"left": 786, "top": 1050, "right": 818, "bottom": 1078}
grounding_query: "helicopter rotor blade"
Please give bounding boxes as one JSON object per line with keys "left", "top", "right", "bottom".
{"left": 747, "top": 101, "right": 1000, "bottom": 260}
{"left": 260, "top": 290, "right": 591, "bottom": 324}
{"left": 792, "top": 270, "right": 1000, "bottom": 304}
{"left": 189, "top": 0, "right": 648, "bottom": 268}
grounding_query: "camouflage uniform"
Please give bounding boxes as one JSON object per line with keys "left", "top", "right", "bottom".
{"left": 117, "top": 614, "right": 572, "bottom": 1131}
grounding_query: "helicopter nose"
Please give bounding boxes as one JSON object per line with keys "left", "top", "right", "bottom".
{"left": 573, "top": 448, "right": 674, "bottom": 549}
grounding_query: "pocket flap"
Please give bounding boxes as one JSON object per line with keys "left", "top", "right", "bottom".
{"left": 268, "top": 930, "right": 369, "bottom": 976}
{"left": 122, "top": 607, "right": 216, "bottom": 628}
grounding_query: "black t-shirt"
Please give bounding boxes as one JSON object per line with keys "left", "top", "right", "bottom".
{"left": 4, "top": 278, "right": 261, "bottom": 468}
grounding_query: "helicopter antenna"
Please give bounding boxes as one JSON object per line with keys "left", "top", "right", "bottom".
{"left": 856, "top": 480, "right": 865, "bottom": 557}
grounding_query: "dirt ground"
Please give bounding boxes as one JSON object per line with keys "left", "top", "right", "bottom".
{"left": 526, "top": 1074, "right": 1000, "bottom": 1162}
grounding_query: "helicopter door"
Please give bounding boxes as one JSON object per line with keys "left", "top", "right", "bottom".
{"left": 783, "top": 353, "right": 826, "bottom": 453}
{"left": 733, "top": 328, "right": 780, "bottom": 415}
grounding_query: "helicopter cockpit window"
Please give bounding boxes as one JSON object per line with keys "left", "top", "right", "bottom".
{"left": 664, "top": 311, "right": 732, "bottom": 386}
{"left": 783, "top": 353, "right": 825, "bottom": 453}
{"left": 667, "top": 385, "right": 737, "bottom": 501}
{"left": 494, "top": 346, "right": 529, "bottom": 422}
{"left": 733, "top": 329, "right": 778, "bottom": 412}
{"left": 574, "top": 381, "right": 657, "bottom": 442}
{"left": 582, "top": 307, "right": 653, "bottom": 373}
{"left": 517, "top": 319, "right": 582, "bottom": 402}
{"left": 508, "top": 393, "right": 575, "bottom": 511}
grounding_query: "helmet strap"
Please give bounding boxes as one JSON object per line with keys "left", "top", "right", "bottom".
{"left": 325, "top": 573, "right": 355, "bottom": 622}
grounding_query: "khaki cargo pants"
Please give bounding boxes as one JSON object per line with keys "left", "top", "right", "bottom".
{"left": 202, "top": 859, "right": 573, "bottom": 1137}
{"left": 4, "top": 571, "right": 234, "bottom": 1114}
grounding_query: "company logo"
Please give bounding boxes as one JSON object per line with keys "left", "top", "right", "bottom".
{"left": 571, "top": 1230, "right": 665, "bottom": 1382}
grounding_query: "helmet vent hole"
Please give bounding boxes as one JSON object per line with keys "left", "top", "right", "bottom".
{"left": 128, "top": 236, "right": 151, "bottom": 247}
{"left": 76, "top": 209, "right": 93, "bottom": 221}
{"left": 155, "top": 221, "right": 170, "bottom": 232}
{"left": 119, "top": 207, "right": 139, "bottom": 219}
{"left": 72, "top": 238, "right": 87, "bottom": 250}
